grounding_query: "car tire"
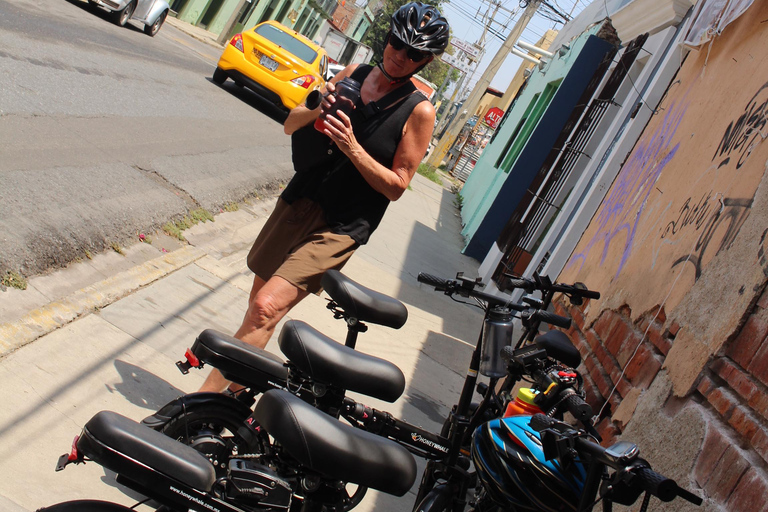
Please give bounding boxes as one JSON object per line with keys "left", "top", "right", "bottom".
{"left": 143, "top": 9, "right": 167, "bottom": 36}
{"left": 113, "top": 1, "right": 135, "bottom": 27}
{"left": 212, "top": 67, "right": 228, "bottom": 85}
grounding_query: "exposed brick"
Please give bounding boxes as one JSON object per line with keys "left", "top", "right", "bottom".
{"left": 711, "top": 358, "right": 759, "bottom": 403}
{"left": 571, "top": 303, "right": 587, "bottom": 329}
{"left": 605, "top": 316, "right": 635, "bottom": 361}
{"left": 668, "top": 320, "right": 681, "bottom": 338}
{"left": 728, "top": 315, "right": 768, "bottom": 369}
{"left": 724, "top": 365, "right": 759, "bottom": 403}
{"left": 748, "top": 339, "right": 768, "bottom": 387}
{"left": 751, "top": 427, "right": 768, "bottom": 465}
{"left": 571, "top": 332, "right": 591, "bottom": 361}
{"left": 694, "top": 427, "right": 730, "bottom": 487}
{"left": 748, "top": 392, "right": 768, "bottom": 421}
{"left": 593, "top": 340, "right": 620, "bottom": 379}
{"left": 586, "top": 357, "right": 613, "bottom": 399}
{"left": 707, "top": 387, "right": 739, "bottom": 419}
{"left": 758, "top": 287, "right": 768, "bottom": 310}
{"left": 623, "top": 344, "right": 663, "bottom": 389}
{"left": 584, "top": 329, "right": 602, "bottom": 353}
{"left": 596, "top": 417, "right": 620, "bottom": 445}
{"left": 726, "top": 467, "right": 768, "bottom": 512}
{"left": 616, "top": 376, "right": 635, "bottom": 399}
{"left": 641, "top": 318, "right": 672, "bottom": 356}
{"left": 553, "top": 300, "right": 568, "bottom": 320}
{"left": 728, "top": 406, "right": 760, "bottom": 442}
{"left": 703, "top": 445, "right": 750, "bottom": 502}
{"left": 593, "top": 311, "right": 617, "bottom": 345}
{"left": 697, "top": 374, "right": 717, "bottom": 398}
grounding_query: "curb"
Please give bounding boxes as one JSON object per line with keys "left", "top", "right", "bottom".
{"left": 0, "top": 246, "right": 205, "bottom": 358}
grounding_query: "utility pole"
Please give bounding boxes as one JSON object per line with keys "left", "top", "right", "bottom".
{"left": 426, "top": 0, "right": 542, "bottom": 169}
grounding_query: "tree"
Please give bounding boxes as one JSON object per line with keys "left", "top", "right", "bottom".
{"left": 362, "top": 0, "right": 459, "bottom": 91}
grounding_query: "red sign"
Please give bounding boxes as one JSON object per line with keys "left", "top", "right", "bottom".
{"left": 484, "top": 107, "right": 504, "bottom": 129}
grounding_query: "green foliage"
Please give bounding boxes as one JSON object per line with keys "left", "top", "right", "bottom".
{"left": 190, "top": 208, "right": 214, "bottom": 223}
{"left": 454, "top": 191, "right": 464, "bottom": 211}
{"left": 110, "top": 241, "right": 124, "bottom": 255}
{"left": 362, "top": 0, "right": 458, "bottom": 92}
{"left": 417, "top": 163, "right": 444, "bottom": 185}
{"left": 1, "top": 270, "right": 27, "bottom": 290}
{"left": 163, "top": 208, "right": 214, "bottom": 241}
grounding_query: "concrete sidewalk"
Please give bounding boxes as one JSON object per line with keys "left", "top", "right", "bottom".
{"left": 0, "top": 175, "right": 482, "bottom": 511}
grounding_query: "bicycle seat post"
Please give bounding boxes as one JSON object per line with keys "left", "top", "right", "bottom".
{"left": 345, "top": 318, "right": 368, "bottom": 348}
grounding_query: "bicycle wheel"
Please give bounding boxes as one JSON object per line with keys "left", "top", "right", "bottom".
{"left": 161, "top": 403, "right": 254, "bottom": 477}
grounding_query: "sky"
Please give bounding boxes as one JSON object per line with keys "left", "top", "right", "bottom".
{"left": 438, "top": 0, "right": 590, "bottom": 93}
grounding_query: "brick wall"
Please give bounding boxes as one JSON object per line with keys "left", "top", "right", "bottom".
{"left": 554, "top": 284, "right": 768, "bottom": 509}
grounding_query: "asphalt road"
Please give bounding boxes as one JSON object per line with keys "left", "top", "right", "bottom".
{"left": 0, "top": 0, "right": 297, "bottom": 279}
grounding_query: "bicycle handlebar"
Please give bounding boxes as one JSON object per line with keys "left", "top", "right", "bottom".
{"left": 417, "top": 273, "right": 572, "bottom": 328}
{"left": 527, "top": 309, "right": 572, "bottom": 329}
{"left": 529, "top": 414, "right": 702, "bottom": 506}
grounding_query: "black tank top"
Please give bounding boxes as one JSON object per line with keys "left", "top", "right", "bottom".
{"left": 282, "top": 65, "right": 428, "bottom": 245}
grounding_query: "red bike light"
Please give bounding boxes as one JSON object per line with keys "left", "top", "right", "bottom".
{"left": 185, "top": 348, "right": 201, "bottom": 367}
{"left": 68, "top": 435, "right": 80, "bottom": 461}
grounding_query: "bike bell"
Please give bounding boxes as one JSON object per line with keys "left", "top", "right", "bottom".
{"left": 480, "top": 307, "right": 514, "bottom": 378}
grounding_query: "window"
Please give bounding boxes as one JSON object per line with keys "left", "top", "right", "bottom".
{"left": 255, "top": 24, "right": 318, "bottom": 64}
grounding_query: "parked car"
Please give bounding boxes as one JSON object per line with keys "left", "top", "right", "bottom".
{"left": 326, "top": 62, "right": 345, "bottom": 80}
{"left": 213, "top": 21, "right": 328, "bottom": 111}
{"left": 88, "top": 0, "right": 169, "bottom": 36}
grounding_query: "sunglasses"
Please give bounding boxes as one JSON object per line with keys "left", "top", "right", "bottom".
{"left": 388, "top": 36, "right": 430, "bottom": 63}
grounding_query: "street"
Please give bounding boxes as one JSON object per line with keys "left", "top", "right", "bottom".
{"left": 1, "top": 0, "right": 294, "bottom": 278}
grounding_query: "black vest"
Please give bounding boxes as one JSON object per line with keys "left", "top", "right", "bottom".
{"left": 282, "top": 65, "right": 428, "bottom": 245}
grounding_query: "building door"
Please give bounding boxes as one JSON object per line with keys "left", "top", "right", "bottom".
{"left": 198, "top": 0, "right": 224, "bottom": 29}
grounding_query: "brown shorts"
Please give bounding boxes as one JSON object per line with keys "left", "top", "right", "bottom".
{"left": 246, "top": 198, "right": 358, "bottom": 294}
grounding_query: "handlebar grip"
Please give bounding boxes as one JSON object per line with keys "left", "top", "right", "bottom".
{"left": 417, "top": 273, "right": 448, "bottom": 289}
{"left": 506, "top": 278, "right": 535, "bottom": 292}
{"left": 633, "top": 466, "right": 678, "bottom": 502}
{"left": 564, "top": 393, "right": 593, "bottom": 423}
{"left": 533, "top": 310, "right": 572, "bottom": 329}
{"left": 530, "top": 413, "right": 557, "bottom": 432}
{"left": 580, "top": 289, "right": 601, "bottom": 299}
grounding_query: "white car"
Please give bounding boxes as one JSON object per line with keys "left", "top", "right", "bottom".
{"left": 326, "top": 63, "right": 345, "bottom": 80}
{"left": 88, "top": 0, "right": 170, "bottom": 37}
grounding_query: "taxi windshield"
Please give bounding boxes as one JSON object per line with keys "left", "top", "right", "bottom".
{"left": 255, "top": 24, "right": 318, "bottom": 64}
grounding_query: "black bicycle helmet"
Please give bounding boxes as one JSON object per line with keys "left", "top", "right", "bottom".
{"left": 390, "top": 2, "right": 450, "bottom": 55}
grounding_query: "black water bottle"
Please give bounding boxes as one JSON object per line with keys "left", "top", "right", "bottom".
{"left": 480, "top": 307, "right": 514, "bottom": 378}
{"left": 314, "top": 77, "right": 361, "bottom": 134}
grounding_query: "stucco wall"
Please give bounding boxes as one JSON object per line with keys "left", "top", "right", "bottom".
{"left": 553, "top": 1, "right": 768, "bottom": 509}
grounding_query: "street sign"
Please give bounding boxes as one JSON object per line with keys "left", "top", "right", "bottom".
{"left": 450, "top": 38, "right": 482, "bottom": 60}
{"left": 484, "top": 107, "right": 504, "bottom": 129}
{"left": 439, "top": 52, "right": 471, "bottom": 74}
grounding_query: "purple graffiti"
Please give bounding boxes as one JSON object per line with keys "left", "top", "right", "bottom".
{"left": 567, "top": 99, "right": 687, "bottom": 277}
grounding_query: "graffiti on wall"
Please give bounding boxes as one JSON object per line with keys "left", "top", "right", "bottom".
{"left": 660, "top": 83, "right": 768, "bottom": 280}
{"left": 664, "top": 194, "right": 754, "bottom": 280}
{"left": 712, "top": 81, "right": 768, "bottom": 170}
{"left": 567, "top": 98, "right": 687, "bottom": 276}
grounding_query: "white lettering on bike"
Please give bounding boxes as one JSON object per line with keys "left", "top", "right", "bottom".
{"left": 169, "top": 485, "right": 221, "bottom": 512}
{"left": 411, "top": 433, "right": 449, "bottom": 453}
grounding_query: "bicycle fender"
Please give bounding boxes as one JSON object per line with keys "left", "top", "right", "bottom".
{"left": 141, "top": 392, "right": 253, "bottom": 429}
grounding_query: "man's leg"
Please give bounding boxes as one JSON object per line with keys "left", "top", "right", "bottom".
{"left": 198, "top": 274, "right": 309, "bottom": 393}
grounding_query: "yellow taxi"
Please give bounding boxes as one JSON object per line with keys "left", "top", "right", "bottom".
{"left": 213, "top": 21, "right": 328, "bottom": 111}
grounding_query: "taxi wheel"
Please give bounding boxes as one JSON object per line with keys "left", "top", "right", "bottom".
{"left": 113, "top": 1, "right": 135, "bottom": 26}
{"left": 144, "top": 9, "right": 167, "bottom": 36}
{"left": 212, "top": 67, "right": 228, "bottom": 85}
